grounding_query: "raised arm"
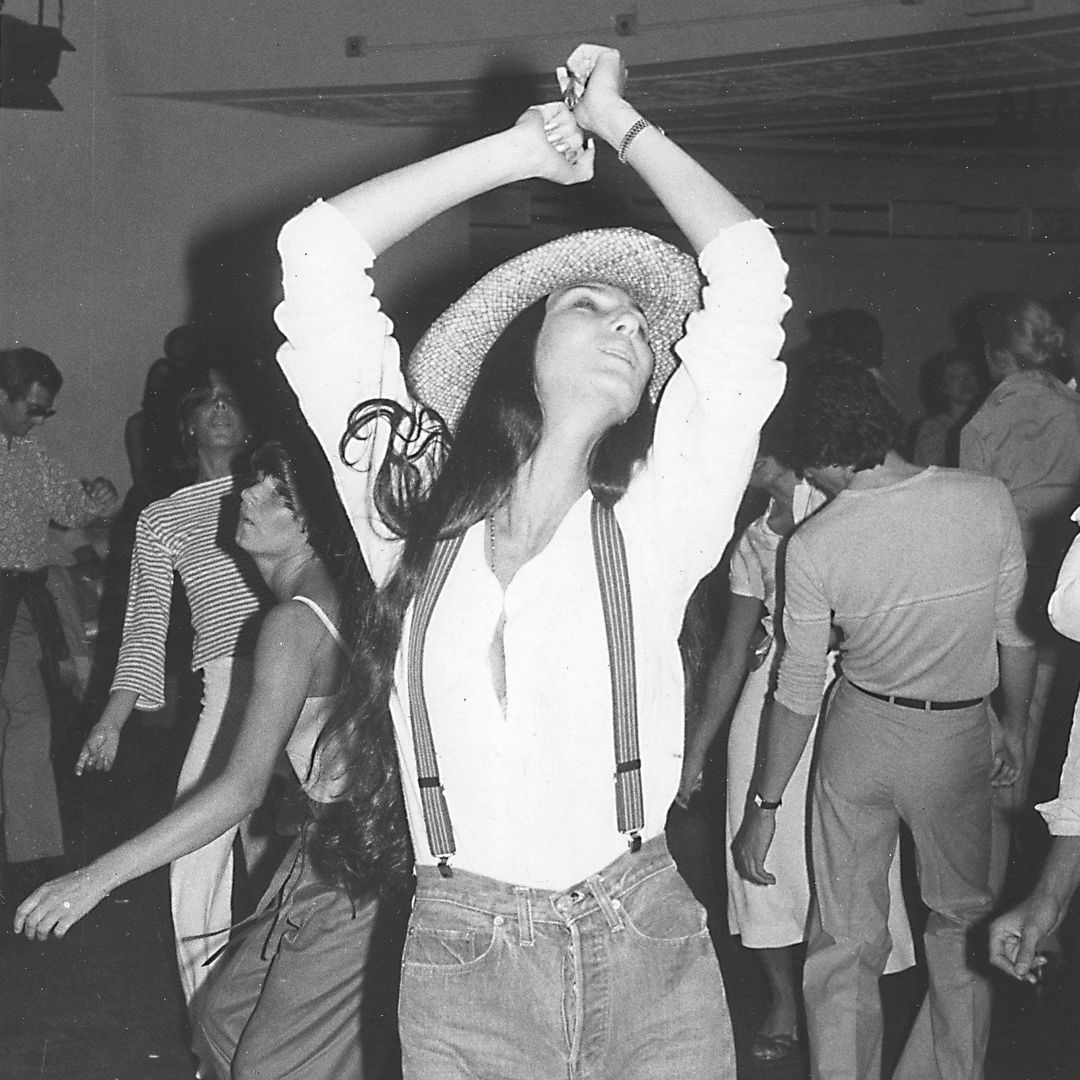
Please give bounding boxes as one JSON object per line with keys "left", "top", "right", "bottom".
{"left": 326, "top": 104, "right": 592, "bottom": 257}
{"left": 275, "top": 103, "right": 590, "bottom": 585}
{"left": 566, "top": 44, "right": 754, "bottom": 253}
{"left": 14, "top": 603, "right": 323, "bottom": 940}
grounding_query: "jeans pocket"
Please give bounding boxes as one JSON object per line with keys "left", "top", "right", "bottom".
{"left": 402, "top": 900, "right": 500, "bottom": 975}
{"left": 618, "top": 865, "right": 709, "bottom": 944}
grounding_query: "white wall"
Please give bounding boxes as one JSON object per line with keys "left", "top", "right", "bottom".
{"left": 1, "top": 1, "right": 459, "bottom": 487}
{"left": 2, "top": 0, "right": 1079, "bottom": 489}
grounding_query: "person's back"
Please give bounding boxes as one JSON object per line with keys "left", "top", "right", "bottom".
{"left": 784, "top": 466, "right": 1024, "bottom": 703}
{"left": 962, "top": 369, "right": 1080, "bottom": 561}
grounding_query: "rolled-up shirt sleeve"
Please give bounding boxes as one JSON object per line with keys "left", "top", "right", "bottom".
{"left": 274, "top": 199, "right": 411, "bottom": 587}
{"left": 1036, "top": 708, "right": 1080, "bottom": 835}
{"left": 1038, "top": 507, "right": 1080, "bottom": 835}
{"left": 995, "top": 483, "right": 1034, "bottom": 647}
{"left": 775, "top": 533, "right": 832, "bottom": 716}
{"left": 1048, "top": 508, "right": 1080, "bottom": 641}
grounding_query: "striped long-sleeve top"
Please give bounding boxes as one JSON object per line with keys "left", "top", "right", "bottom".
{"left": 110, "top": 475, "right": 270, "bottom": 711}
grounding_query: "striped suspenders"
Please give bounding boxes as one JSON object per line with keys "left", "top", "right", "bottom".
{"left": 405, "top": 501, "right": 645, "bottom": 876}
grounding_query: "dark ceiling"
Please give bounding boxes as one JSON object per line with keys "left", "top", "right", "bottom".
{"left": 154, "top": 12, "right": 1080, "bottom": 164}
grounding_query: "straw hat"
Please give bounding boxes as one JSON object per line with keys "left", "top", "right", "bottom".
{"left": 407, "top": 227, "right": 702, "bottom": 431}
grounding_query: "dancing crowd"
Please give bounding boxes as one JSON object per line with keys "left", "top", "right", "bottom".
{"left": 4, "top": 43, "right": 1080, "bottom": 1080}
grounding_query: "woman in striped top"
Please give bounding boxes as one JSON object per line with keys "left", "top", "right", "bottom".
{"left": 76, "top": 364, "right": 272, "bottom": 1011}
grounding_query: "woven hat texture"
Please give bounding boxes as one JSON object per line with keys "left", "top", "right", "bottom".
{"left": 407, "top": 227, "right": 702, "bottom": 431}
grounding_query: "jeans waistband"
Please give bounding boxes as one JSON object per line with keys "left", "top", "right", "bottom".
{"left": 414, "top": 833, "right": 674, "bottom": 929}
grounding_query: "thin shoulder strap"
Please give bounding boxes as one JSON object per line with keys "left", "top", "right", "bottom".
{"left": 291, "top": 595, "right": 348, "bottom": 653}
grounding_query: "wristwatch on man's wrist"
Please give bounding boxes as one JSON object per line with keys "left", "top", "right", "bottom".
{"left": 753, "top": 791, "right": 782, "bottom": 811}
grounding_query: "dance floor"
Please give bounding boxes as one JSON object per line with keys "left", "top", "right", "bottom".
{"left": 1, "top": 714, "right": 1078, "bottom": 1080}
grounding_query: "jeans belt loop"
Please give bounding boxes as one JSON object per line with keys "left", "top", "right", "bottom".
{"left": 514, "top": 886, "right": 535, "bottom": 947}
{"left": 588, "top": 875, "right": 625, "bottom": 933}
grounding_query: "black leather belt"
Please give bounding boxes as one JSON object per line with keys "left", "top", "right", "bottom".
{"left": 850, "top": 682, "right": 984, "bottom": 711}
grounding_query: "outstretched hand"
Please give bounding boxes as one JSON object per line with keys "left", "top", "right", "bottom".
{"left": 13, "top": 868, "right": 110, "bottom": 940}
{"left": 514, "top": 103, "right": 593, "bottom": 185}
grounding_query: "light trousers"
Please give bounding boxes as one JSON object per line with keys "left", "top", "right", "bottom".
{"left": 804, "top": 681, "right": 994, "bottom": 1080}
{"left": 170, "top": 656, "right": 254, "bottom": 1010}
{"left": 0, "top": 602, "right": 64, "bottom": 862}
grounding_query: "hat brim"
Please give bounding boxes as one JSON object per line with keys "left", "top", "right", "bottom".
{"left": 407, "top": 227, "right": 702, "bottom": 432}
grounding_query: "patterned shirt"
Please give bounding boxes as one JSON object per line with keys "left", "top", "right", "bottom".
{"left": 0, "top": 435, "right": 102, "bottom": 571}
{"left": 110, "top": 475, "right": 271, "bottom": 711}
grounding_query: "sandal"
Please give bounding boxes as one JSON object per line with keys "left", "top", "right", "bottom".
{"left": 749, "top": 1031, "right": 799, "bottom": 1064}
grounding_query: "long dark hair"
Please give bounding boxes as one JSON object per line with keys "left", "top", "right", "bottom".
{"left": 307, "top": 296, "right": 656, "bottom": 895}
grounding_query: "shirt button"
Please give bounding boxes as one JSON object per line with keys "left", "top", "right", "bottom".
{"left": 493, "top": 915, "right": 504, "bottom": 926}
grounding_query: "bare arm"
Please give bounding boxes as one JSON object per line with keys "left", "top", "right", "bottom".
{"left": 990, "top": 835, "right": 1080, "bottom": 981}
{"left": 76, "top": 689, "right": 139, "bottom": 774}
{"left": 678, "top": 594, "right": 763, "bottom": 806}
{"left": 327, "top": 104, "right": 591, "bottom": 257}
{"left": 14, "top": 603, "right": 324, "bottom": 940}
{"left": 992, "top": 642, "right": 1036, "bottom": 786}
{"left": 566, "top": 44, "right": 754, "bottom": 253}
{"left": 731, "top": 699, "right": 818, "bottom": 885}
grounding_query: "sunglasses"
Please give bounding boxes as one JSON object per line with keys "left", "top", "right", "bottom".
{"left": 25, "top": 404, "right": 56, "bottom": 420}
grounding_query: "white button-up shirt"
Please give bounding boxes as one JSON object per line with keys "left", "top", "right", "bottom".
{"left": 276, "top": 201, "right": 788, "bottom": 887}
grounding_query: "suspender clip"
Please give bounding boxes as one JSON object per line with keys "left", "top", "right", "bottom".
{"left": 438, "top": 857, "right": 453, "bottom": 878}
{"left": 628, "top": 832, "right": 642, "bottom": 854}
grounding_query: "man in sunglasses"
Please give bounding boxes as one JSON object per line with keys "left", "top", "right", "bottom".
{"left": 0, "top": 347, "right": 118, "bottom": 906}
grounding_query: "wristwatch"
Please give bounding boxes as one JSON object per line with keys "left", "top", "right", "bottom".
{"left": 753, "top": 792, "right": 782, "bottom": 811}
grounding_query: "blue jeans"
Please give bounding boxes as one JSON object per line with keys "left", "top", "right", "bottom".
{"left": 399, "top": 834, "right": 735, "bottom": 1080}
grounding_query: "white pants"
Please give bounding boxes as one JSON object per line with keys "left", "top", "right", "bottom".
{"left": 170, "top": 657, "right": 254, "bottom": 1011}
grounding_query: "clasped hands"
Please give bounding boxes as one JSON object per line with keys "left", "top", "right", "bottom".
{"left": 518, "top": 44, "right": 631, "bottom": 183}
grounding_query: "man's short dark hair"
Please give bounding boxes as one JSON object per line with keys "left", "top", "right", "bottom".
{"left": 805, "top": 308, "right": 884, "bottom": 373}
{"left": 790, "top": 359, "right": 902, "bottom": 472}
{"left": 0, "top": 347, "right": 63, "bottom": 401}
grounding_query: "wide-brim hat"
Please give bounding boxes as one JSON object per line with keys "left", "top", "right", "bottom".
{"left": 407, "top": 227, "right": 703, "bottom": 432}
